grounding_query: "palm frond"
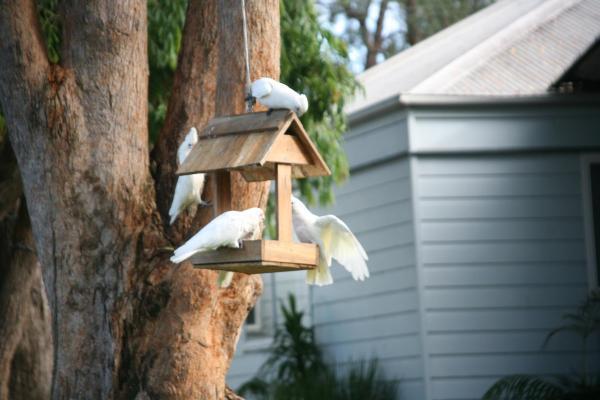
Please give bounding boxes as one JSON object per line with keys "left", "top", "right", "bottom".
{"left": 335, "top": 360, "right": 398, "bottom": 400}
{"left": 482, "top": 375, "right": 564, "bottom": 400}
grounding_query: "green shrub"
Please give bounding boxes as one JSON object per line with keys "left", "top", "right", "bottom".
{"left": 238, "top": 294, "right": 398, "bottom": 400}
{"left": 482, "top": 290, "right": 600, "bottom": 400}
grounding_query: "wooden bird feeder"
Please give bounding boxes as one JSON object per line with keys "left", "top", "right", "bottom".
{"left": 176, "top": 110, "right": 331, "bottom": 274}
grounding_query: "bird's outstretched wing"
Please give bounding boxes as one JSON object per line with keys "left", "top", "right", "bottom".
{"left": 315, "top": 215, "right": 369, "bottom": 281}
{"left": 251, "top": 78, "right": 273, "bottom": 99}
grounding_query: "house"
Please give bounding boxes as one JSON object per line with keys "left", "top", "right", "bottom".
{"left": 228, "top": 0, "right": 600, "bottom": 399}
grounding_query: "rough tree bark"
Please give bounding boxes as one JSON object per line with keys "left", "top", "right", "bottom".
{"left": 0, "top": 134, "right": 53, "bottom": 400}
{"left": 0, "top": 0, "right": 279, "bottom": 398}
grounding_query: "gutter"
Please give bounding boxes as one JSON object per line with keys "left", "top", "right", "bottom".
{"left": 347, "top": 93, "right": 600, "bottom": 126}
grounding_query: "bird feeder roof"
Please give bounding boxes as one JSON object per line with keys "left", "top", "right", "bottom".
{"left": 176, "top": 110, "right": 331, "bottom": 182}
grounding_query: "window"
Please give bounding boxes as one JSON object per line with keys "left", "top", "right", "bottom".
{"left": 581, "top": 156, "right": 600, "bottom": 288}
{"left": 245, "top": 300, "right": 262, "bottom": 333}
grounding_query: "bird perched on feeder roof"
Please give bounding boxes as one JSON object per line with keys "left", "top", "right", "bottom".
{"left": 170, "top": 208, "right": 265, "bottom": 287}
{"left": 168, "top": 127, "right": 207, "bottom": 224}
{"left": 250, "top": 77, "right": 308, "bottom": 116}
{"left": 291, "top": 196, "right": 369, "bottom": 286}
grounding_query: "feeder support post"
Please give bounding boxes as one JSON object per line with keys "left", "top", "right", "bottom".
{"left": 214, "top": 171, "right": 232, "bottom": 215}
{"left": 276, "top": 164, "right": 292, "bottom": 241}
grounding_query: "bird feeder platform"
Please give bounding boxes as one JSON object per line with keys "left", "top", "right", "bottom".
{"left": 177, "top": 110, "right": 330, "bottom": 274}
{"left": 190, "top": 240, "right": 319, "bottom": 273}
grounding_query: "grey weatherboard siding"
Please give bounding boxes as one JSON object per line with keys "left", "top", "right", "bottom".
{"left": 413, "top": 153, "right": 591, "bottom": 400}
{"left": 311, "top": 111, "right": 424, "bottom": 399}
{"left": 227, "top": 0, "right": 600, "bottom": 396}
{"left": 227, "top": 100, "right": 600, "bottom": 400}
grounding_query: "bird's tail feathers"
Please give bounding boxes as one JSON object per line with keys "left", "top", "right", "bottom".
{"left": 168, "top": 199, "right": 182, "bottom": 225}
{"left": 169, "top": 212, "right": 177, "bottom": 225}
{"left": 306, "top": 260, "right": 333, "bottom": 286}
{"left": 170, "top": 245, "right": 203, "bottom": 264}
{"left": 218, "top": 271, "right": 234, "bottom": 288}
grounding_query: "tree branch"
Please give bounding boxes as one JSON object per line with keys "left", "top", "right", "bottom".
{"left": 0, "top": 0, "right": 50, "bottom": 137}
{"left": 372, "top": 0, "right": 389, "bottom": 52}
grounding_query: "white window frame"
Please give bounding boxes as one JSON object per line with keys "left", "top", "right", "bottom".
{"left": 580, "top": 154, "right": 600, "bottom": 290}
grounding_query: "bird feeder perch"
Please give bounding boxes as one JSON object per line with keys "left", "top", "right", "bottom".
{"left": 177, "top": 110, "right": 331, "bottom": 273}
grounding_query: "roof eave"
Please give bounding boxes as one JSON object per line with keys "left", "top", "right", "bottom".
{"left": 348, "top": 93, "right": 600, "bottom": 125}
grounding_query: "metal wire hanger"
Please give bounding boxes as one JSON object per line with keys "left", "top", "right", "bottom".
{"left": 241, "top": 0, "right": 254, "bottom": 113}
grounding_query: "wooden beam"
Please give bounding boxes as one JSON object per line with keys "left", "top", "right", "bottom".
{"left": 276, "top": 164, "right": 292, "bottom": 242}
{"left": 213, "top": 170, "right": 232, "bottom": 215}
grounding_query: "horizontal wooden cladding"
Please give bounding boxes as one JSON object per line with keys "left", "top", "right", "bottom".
{"left": 264, "top": 135, "right": 311, "bottom": 165}
{"left": 191, "top": 240, "right": 318, "bottom": 274}
{"left": 202, "top": 110, "right": 290, "bottom": 137}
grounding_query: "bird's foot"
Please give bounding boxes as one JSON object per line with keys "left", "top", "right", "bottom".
{"left": 199, "top": 200, "right": 212, "bottom": 208}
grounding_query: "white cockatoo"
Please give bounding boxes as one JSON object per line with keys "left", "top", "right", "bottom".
{"left": 291, "top": 196, "right": 369, "bottom": 286}
{"left": 170, "top": 208, "right": 265, "bottom": 287}
{"left": 168, "top": 127, "right": 207, "bottom": 224}
{"left": 250, "top": 77, "right": 308, "bottom": 116}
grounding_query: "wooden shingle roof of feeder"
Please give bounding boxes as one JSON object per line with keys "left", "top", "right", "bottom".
{"left": 176, "top": 110, "right": 330, "bottom": 181}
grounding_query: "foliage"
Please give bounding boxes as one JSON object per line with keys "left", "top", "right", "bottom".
{"left": 281, "top": 0, "right": 359, "bottom": 206}
{"left": 404, "top": 0, "right": 494, "bottom": 44}
{"left": 247, "top": 294, "right": 327, "bottom": 385}
{"left": 147, "top": 0, "right": 359, "bottom": 206}
{"left": 336, "top": 359, "right": 399, "bottom": 400}
{"left": 326, "top": 0, "right": 404, "bottom": 69}
{"left": 325, "top": 0, "right": 494, "bottom": 70}
{"left": 36, "top": 0, "right": 61, "bottom": 64}
{"left": 238, "top": 294, "right": 397, "bottom": 400}
{"left": 147, "top": 0, "right": 187, "bottom": 143}
{"left": 482, "top": 290, "right": 600, "bottom": 400}
{"left": 34, "top": 0, "right": 358, "bottom": 206}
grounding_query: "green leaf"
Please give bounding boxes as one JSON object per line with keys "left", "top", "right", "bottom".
{"left": 482, "top": 375, "right": 564, "bottom": 400}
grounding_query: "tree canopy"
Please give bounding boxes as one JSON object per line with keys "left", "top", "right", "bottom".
{"left": 151, "top": 1, "right": 358, "bottom": 208}
{"left": 34, "top": 0, "right": 358, "bottom": 206}
{"left": 325, "top": 0, "right": 494, "bottom": 70}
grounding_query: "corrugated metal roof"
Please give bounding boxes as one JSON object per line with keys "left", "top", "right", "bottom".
{"left": 347, "top": 0, "right": 600, "bottom": 114}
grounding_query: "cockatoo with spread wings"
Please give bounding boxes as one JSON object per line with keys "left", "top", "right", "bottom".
{"left": 291, "top": 196, "right": 369, "bottom": 286}
{"left": 170, "top": 208, "right": 265, "bottom": 287}
{"left": 250, "top": 77, "right": 308, "bottom": 116}
{"left": 168, "top": 127, "right": 207, "bottom": 224}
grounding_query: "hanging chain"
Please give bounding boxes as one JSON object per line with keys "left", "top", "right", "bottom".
{"left": 241, "top": 0, "right": 253, "bottom": 112}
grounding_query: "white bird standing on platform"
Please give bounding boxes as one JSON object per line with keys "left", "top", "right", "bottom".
{"left": 291, "top": 196, "right": 369, "bottom": 286}
{"left": 170, "top": 208, "right": 265, "bottom": 287}
{"left": 250, "top": 77, "right": 308, "bottom": 116}
{"left": 168, "top": 127, "right": 207, "bottom": 224}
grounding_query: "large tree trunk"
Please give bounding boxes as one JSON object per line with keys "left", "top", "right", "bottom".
{"left": 0, "top": 0, "right": 279, "bottom": 398}
{"left": 0, "top": 135, "right": 53, "bottom": 400}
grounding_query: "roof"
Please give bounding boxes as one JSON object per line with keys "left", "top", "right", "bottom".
{"left": 347, "top": 0, "right": 600, "bottom": 114}
{"left": 177, "top": 110, "right": 330, "bottom": 182}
